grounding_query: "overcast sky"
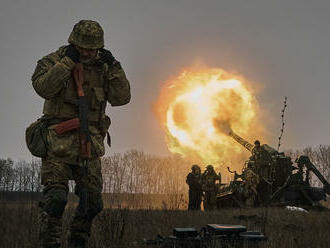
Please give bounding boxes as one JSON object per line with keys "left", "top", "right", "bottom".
{"left": 1, "top": 0, "right": 330, "bottom": 160}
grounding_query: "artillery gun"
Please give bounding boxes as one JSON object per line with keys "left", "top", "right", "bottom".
{"left": 216, "top": 130, "right": 330, "bottom": 208}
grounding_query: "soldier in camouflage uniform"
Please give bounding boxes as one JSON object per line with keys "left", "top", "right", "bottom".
{"left": 202, "top": 165, "right": 221, "bottom": 210}
{"left": 251, "top": 140, "right": 272, "bottom": 179}
{"left": 247, "top": 140, "right": 273, "bottom": 206}
{"left": 32, "top": 20, "right": 131, "bottom": 248}
{"left": 243, "top": 168, "right": 260, "bottom": 207}
{"left": 186, "top": 165, "right": 203, "bottom": 210}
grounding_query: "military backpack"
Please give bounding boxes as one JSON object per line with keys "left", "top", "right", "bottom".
{"left": 25, "top": 116, "right": 49, "bottom": 158}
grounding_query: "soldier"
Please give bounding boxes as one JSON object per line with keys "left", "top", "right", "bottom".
{"left": 251, "top": 140, "right": 262, "bottom": 159}
{"left": 31, "top": 20, "right": 130, "bottom": 248}
{"left": 243, "top": 169, "right": 260, "bottom": 207}
{"left": 251, "top": 140, "right": 272, "bottom": 179}
{"left": 251, "top": 140, "right": 272, "bottom": 163}
{"left": 202, "top": 165, "right": 221, "bottom": 210}
{"left": 186, "top": 165, "right": 203, "bottom": 210}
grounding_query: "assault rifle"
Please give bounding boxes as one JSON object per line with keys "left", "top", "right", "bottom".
{"left": 73, "top": 63, "right": 91, "bottom": 158}
{"left": 51, "top": 64, "right": 90, "bottom": 214}
{"left": 73, "top": 63, "right": 91, "bottom": 215}
{"left": 52, "top": 63, "right": 90, "bottom": 154}
{"left": 144, "top": 224, "right": 266, "bottom": 248}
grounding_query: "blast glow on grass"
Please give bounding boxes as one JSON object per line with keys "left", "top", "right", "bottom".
{"left": 154, "top": 66, "right": 267, "bottom": 169}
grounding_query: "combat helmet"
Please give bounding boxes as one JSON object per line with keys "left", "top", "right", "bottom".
{"left": 68, "top": 20, "right": 104, "bottom": 49}
{"left": 206, "top": 164, "right": 214, "bottom": 170}
{"left": 191, "top": 164, "right": 200, "bottom": 171}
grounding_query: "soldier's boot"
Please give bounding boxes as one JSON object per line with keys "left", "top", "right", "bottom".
{"left": 68, "top": 192, "right": 103, "bottom": 248}
{"left": 38, "top": 184, "right": 68, "bottom": 248}
{"left": 39, "top": 210, "right": 63, "bottom": 248}
{"left": 68, "top": 234, "right": 88, "bottom": 248}
{"left": 68, "top": 217, "right": 90, "bottom": 248}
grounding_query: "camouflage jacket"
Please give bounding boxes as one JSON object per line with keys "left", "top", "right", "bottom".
{"left": 202, "top": 171, "right": 221, "bottom": 191}
{"left": 186, "top": 173, "right": 202, "bottom": 192}
{"left": 32, "top": 46, "right": 131, "bottom": 163}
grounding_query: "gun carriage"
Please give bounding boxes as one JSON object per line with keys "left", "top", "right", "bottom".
{"left": 216, "top": 131, "right": 330, "bottom": 208}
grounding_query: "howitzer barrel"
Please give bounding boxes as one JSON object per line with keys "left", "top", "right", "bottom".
{"left": 229, "top": 131, "right": 254, "bottom": 152}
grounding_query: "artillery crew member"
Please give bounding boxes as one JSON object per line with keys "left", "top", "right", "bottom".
{"left": 202, "top": 165, "right": 221, "bottom": 210}
{"left": 251, "top": 140, "right": 264, "bottom": 160}
{"left": 251, "top": 140, "right": 272, "bottom": 164}
{"left": 31, "top": 20, "right": 130, "bottom": 248}
{"left": 251, "top": 140, "right": 273, "bottom": 179}
{"left": 186, "top": 165, "right": 203, "bottom": 210}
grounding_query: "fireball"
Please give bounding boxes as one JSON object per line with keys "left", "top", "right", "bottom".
{"left": 154, "top": 66, "right": 266, "bottom": 169}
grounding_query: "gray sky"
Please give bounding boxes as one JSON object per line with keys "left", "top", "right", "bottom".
{"left": 1, "top": 0, "right": 330, "bottom": 161}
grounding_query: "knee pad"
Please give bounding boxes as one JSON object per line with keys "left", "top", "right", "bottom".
{"left": 43, "top": 185, "right": 68, "bottom": 218}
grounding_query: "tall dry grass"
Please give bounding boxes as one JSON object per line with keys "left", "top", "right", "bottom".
{"left": 1, "top": 198, "right": 329, "bottom": 248}
{"left": 1, "top": 148, "right": 330, "bottom": 247}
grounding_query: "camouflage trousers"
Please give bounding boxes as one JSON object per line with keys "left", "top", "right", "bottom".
{"left": 203, "top": 190, "right": 217, "bottom": 210}
{"left": 39, "top": 157, "right": 103, "bottom": 248}
{"left": 188, "top": 189, "right": 202, "bottom": 210}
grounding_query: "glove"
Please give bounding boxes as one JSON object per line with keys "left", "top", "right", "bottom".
{"left": 99, "top": 48, "right": 115, "bottom": 66}
{"left": 65, "top": 45, "right": 80, "bottom": 63}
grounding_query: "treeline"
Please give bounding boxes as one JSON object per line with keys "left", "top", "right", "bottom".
{"left": 0, "top": 150, "right": 193, "bottom": 196}
{"left": 1, "top": 146, "right": 330, "bottom": 196}
{"left": 101, "top": 150, "right": 192, "bottom": 194}
{"left": 0, "top": 158, "right": 41, "bottom": 192}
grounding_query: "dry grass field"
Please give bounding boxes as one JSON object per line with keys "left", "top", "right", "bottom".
{"left": 1, "top": 198, "right": 330, "bottom": 248}
{"left": 1, "top": 150, "right": 329, "bottom": 247}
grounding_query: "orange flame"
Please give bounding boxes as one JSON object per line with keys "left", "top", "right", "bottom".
{"left": 154, "top": 66, "right": 267, "bottom": 170}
